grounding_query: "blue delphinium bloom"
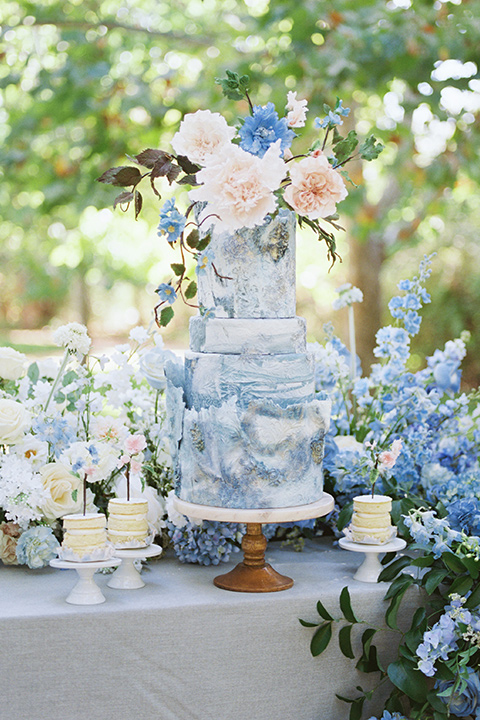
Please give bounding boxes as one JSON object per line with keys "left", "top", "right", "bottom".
{"left": 239, "top": 102, "right": 295, "bottom": 158}
{"left": 16, "top": 526, "right": 60, "bottom": 569}
{"left": 167, "top": 520, "right": 242, "bottom": 565}
{"left": 155, "top": 283, "right": 177, "bottom": 305}
{"left": 367, "top": 712, "right": 411, "bottom": 720}
{"left": 157, "top": 198, "right": 186, "bottom": 243}
{"left": 31, "top": 416, "right": 76, "bottom": 458}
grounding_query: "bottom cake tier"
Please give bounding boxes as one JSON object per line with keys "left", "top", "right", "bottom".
{"left": 166, "top": 357, "right": 330, "bottom": 509}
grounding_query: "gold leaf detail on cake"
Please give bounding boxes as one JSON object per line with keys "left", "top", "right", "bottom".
{"left": 190, "top": 422, "right": 205, "bottom": 452}
{"left": 255, "top": 223, "right": 290, "bottom": 262}
{"left": 310, "top": 437, "right": 325, "bottom": 464}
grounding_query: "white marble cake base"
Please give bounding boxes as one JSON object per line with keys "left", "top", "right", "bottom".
{"left": 189, "top": 316, "right": 306, "bottom": 355}
{"left": 172, "top": 493, "right": 334, "bottom": 523}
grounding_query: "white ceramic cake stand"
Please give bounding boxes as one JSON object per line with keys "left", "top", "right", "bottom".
{"left": 338, "top": 537, "right": 407, "bottom": 583}
{"left": 107, "top": 543, "right": 163, "bottom": 590}
{"left": 173, "top": 494, "right": 334, "bottom": 593}
{"left": 50, "top": 557, "right": 122, "bottom": 604}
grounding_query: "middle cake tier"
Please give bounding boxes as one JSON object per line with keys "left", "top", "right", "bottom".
{"left": 184, "top": 350, "right": 315, "bottom": 409}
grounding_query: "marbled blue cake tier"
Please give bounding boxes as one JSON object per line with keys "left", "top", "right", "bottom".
{"left": 165, "top": 350, "right": 330, "bottom": 509}
{"left": 196, "top": 209, "right": 296, "bottom": 319}
{"left": 165, "top": 210, "right": 330, "bottom": 510}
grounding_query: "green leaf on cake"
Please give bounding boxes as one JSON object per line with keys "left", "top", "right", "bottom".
{"left": 359, "top": 135, "right": 384, "bottom": 161}
{"left": 185, "top": 281, "right": 197, "bottom": 300}
{"left": 159, "top": 306, "right": 174, "bottom": 327}
{"left": 215, "top": 70, "right": 250, "bottom": 101}
{"left": 186, "top": 229, "right": 200, "bottom": 248}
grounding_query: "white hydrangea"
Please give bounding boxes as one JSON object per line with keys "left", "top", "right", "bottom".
{"left": 332, "top": 283, "right": 364, "bottom": 310}
{"left": 129, "top": 326, "right": 150, "bottom": 344}
{"left": 0, "top": 454, "right": 48, "bottom": 527}
{"left": 53, "top": 322, "right": 91, "bottom": 356}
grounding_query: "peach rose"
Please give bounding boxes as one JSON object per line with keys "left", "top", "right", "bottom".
{"left": 171, "top": 109, "right": 237, "bottom": 166}
{"left": 190, "top": 141, "right": 287, "bottom": 232}
{"left": 39, "top": 462, "right": 83, "bottom": 521}
{"left": 0, "top": 522, "right": 21, "bottom": 565}
{"left": 0, "top": 398, "right": 31, "bottom": 445}
{"left": 0, "top": 347, "right": 27, "bottom": 380}
{"left": 284, "top": 154, "right": 348, "bottom": 219}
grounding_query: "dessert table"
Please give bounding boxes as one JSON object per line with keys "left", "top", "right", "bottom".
{"left": 0, "top": 538, "right": 419, "bottom": 720}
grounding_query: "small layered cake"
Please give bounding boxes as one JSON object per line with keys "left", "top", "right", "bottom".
{"left": 351, "top": 495, "right": 396, "bottom": 544}
{"left": 61, "top": 513, "right": 108, "bottom": 560}
{"left": 107, "top": 499, "right": 150, "bottom": 548}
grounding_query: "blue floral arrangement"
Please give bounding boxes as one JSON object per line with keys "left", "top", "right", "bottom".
{"left": 299, "top": 256, "right": 480, "bottom": 719}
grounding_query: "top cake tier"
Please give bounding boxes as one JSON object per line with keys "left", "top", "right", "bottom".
{"left": 197, "top": 209, "right": 296, "bottom": 319}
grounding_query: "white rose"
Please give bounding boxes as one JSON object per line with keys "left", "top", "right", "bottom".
{"left": 39, "top": 462, "right": 83, "bottom": 520}
{"left": 139, "top": 347, "right": 169, "bottom": 390}
{"left": 0, "top": 347, "right": 27, "bottom": 381}
{"left": 0, "top": 399, "right": 31, "bottom": 445}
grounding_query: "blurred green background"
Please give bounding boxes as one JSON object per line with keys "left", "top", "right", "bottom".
{"left": 1, "top": 0, "right": 480, "bottom": 384}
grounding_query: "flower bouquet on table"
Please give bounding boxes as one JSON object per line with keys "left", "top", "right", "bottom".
{"left": 97, "top": 69, "right": 383, "bottom": 325}
{"left": 0, "top": 323, "right": 172, "bottom": 568}
{"left": 311, "top": 254, "right": 480, "bottom": 541}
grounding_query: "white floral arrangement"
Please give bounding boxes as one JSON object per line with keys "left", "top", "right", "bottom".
{"left": 98, "top": 70, "right": 383, "bottom": 327}
{"left": 0, "top": 323, "right": 173, "bottom": 568}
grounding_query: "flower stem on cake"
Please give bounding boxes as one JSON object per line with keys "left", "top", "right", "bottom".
{"left": 366, "top": 439, "right": 403, "bottom": 498}
{"left": 117, "top": 434, "right": 147, "bottom": 502}
{"left": 97, "top": 70, "right": 383, "bottom": 327}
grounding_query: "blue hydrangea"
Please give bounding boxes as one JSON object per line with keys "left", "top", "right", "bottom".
{"left": 447, "top": 497, "right": 480, "bottom": 536}
{"left": 32, "top": 416, "right": 76, "bottom": 458}
{"left": 239, "top": 103, "right": 295, "bottom": 158}
{"left": 155, "top": 283, "right": 177, "bottom": 305}
{"left": 167, "top": 520, "right": 242, "bottom": 566}
{"left": 367, "top": 712, "right": 411, "bottom": 720}
{"left": 16, "top": 526, "right": 60, "bottom": 569}
{"left": 157, "top": 198, "right": 186, "bottom": 244}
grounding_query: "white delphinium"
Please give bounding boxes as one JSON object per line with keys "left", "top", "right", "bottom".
{"left": 129, "top": 326, "right": 150, "bottom": 345}
{"left": 0, "top": 454, "right": 48, "bottom": 527}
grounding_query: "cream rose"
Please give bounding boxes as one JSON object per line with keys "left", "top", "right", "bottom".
{"left": 0, "top": 399, "right": 31, "bottom": 445}
{"left": 39, "top": 462, "right": 83, "bottom": 521}
{"left": 284, "top": 154, "right": 348, "bottom": 219}
{"left": 190, "top": 141, "right": 287, "bottom": 232}
{"left": 171, "top": 109, "right": 237, "bottom": 166}
{"left": 0, "top": 347, "right": 27, "bottom": 381}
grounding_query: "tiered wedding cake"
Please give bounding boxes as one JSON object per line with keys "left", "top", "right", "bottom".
{"left": 165, "top": 210, "right": 330, "bottom": 510}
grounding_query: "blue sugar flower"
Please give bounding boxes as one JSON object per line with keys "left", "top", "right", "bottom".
{"left": 314, "top": 111, "right": 342, "bottom": 129}
{"left": 16, "top": 526, "right": 60, "bottom": 569}
{"left": 239, "top": 103, "right": 295, "bottom": 158}
{"left": 195, "top": 247, "right": 215, "bottom": 276}
{"left": 157, "top": 199, "right": 186, "bottom": 244}
{"left": 32, "top": 416, "right": 76, "bottom": 457}
{"left": 155, "top": 283, "right": 177, "bottom": 305}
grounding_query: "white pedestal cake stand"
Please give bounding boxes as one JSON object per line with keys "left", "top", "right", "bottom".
{"left": 173, "top": 494, "right": 334, "bottom": 593}
{"left": 50, "top": 557, "right": 122, "bottom": 604}
{"left": 338, "top": 537, "right": 407, "bottom": 583}
{"left": 107, "top": 543, "right": 163, "bottom": 590}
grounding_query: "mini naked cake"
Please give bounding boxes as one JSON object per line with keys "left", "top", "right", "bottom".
{"left": 350, "top": 495, "right": 396, "bottom": 544}
{"left": 107, "top": 498, "right": 150, "bottom": 548}
{"left": 60, "top": 512, "right": 113, "bottom": 561}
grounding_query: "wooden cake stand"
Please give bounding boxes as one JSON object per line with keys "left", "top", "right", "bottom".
{"left": 172, "top": 494, "right": 334, "bottom": 593}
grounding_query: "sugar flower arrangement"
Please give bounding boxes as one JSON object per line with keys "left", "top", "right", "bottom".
{"left": 98, "top": 70, "right": 383, "bottom": 326}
